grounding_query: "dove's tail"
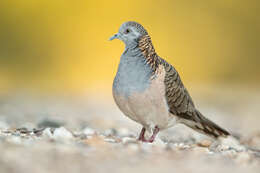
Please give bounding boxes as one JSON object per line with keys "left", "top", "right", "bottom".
{"left": 180, "top": 110, "right": 230, "bottom": 138}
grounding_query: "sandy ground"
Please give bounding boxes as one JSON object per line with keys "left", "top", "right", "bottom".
{"left": 0, "top": 87, "right": 260, "bottom": 173}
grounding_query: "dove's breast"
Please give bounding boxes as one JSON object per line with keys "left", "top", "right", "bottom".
{"left": 113, "top": 54, "right": 178, "bottom": 130}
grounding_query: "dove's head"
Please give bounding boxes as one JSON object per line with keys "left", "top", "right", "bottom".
{"left": 109, "top": 21, "right": 148, "bottom": 47}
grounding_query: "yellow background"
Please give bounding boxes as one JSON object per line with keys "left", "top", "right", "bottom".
{"left": 0, "top": 0, "right": 259, "bottom": 94}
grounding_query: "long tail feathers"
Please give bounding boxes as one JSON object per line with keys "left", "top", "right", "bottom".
{"left": 180, "top": 110, "right": 230, "bottom": 138}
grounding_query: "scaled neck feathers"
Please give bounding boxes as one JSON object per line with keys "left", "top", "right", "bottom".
{"left": 138, "top": 34, "right": 160, "bottom": 73}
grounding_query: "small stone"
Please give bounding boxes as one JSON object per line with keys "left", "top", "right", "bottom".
{"left": 42, "top": 128, "right": 53, "bottom": 138}
{"left": 33, "top": 128, "right": 45, "bottom": 136}
{"left": 85, "top": 135, "right": 106, "bottom": 147}
{"left": 175, "top": 142, "right": 185, "bottom": 149}
{"left": 52, "top": 127, "right": 73, "bottom": 141}
{"left": 222, "top": 149, "right": 238, "bottom": 157}
{"left": 83, "top": 127, "right": 96, "bottom": 136}
{"left": 219, "top": 136, "right": 246, "bottom": 152}
{"left": 15, "top": 127, "right": 32, "bottom": 134}
{"left": 210, "top": 143, "right": 230, "bottom": 152}
{"left": 197, "top": 139, "right": 212, "bottom": 147}
{"left": 104, "top": 137, "right": 116, "bottom": 143}
{"left": 104, "top": 128, "right": 117, "bottom": 136}
{"left": 193, "top": 146, "right": 209, "bottom": 154}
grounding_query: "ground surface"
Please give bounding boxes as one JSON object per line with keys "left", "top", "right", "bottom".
{"left": 0, "top": 87, "right": 260, "bottom": 173}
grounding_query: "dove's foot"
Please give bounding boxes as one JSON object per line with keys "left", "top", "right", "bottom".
{"left": 138, "top": 126, "right": 160, "bottom": 143}
{"left": 138, "top": 127, "right": 146, "bottom": 141}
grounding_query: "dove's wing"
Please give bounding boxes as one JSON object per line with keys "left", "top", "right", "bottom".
{"left": 160, "top": 58, "right": 195, "bottom": 116}
{"left": 159, "top": 58, "right": 230, "bottom": 138}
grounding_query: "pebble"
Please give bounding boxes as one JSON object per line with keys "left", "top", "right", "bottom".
{"left": 219, "top": 136, "right": 246, "bottom": 152}
{"left": 175, "top": 143, "right": 186, "bottom": 149}
{"left": 197, "top": 139, "right": 212, "bottom": 147}
{"left": 103, "top": 137, "right": 117, "bottom": 143}
{"left": 41, "top": 127, "right": 74, "bottom": 143}
{"left": 0, "top": 124, "right": 258, "bottom": 166}
{"left": 222, "top": 149, "right": 238, "bottom": 157}
{"left": 52, "top": 127, "right": 73, "bottom": 141}
{"left": 103, "top": 128, "right": 117, "bottom": 136}
{"left": 84, "top": 135, "right": 107, "bottom": 147}
{"left": 193, "top": 146, "right": 209, "bottom": 154}
{"left": 83, "top": 127, "right": 96, "bottom": 136}
{"left": 42, "top": 128, "right": 53, "bottom": 138}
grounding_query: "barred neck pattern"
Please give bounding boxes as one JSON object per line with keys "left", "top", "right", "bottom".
{"left": 138, "top": 35, "right": 161, "bottom": 73}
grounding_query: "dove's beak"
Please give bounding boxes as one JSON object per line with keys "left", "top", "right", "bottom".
{"left": 109, "top": 33, "right": 119, "bottom": 41}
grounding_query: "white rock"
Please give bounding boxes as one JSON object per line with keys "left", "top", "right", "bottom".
{"left": 222, "top": 149, "right": 237, "bottom": 157}
{"left": 122, "top": 137, "right": 137, "bottom": 144}
{"left": 218, "top": 136, "right": 246, "bottom": 152}
{"left": 103, "top": 128, "right": 117, "bottom": 136}
{"left": 53, "top": 127, "right": 73, "bottom": 141}
{"left": 193, "top": 146, "right": 209, "bottom": 154}
{"left": 83, "top": 127, "right": 95, "bottom": 136}
{"left": 104, "top": 137, "right": 116, "bottom": 143}
{"left": 42, "top": 128, "right": 53, "bottom": 138}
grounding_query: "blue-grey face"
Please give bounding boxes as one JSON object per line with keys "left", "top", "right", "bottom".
{"left": 109, "top": 21, "right": 147, "bottom": 47}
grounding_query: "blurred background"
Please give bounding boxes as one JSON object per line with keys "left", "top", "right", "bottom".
{"left": 0, "top": 0, "right": 259, "bottom": 133}
{"left": 0, "top": 0, "right": 259, "bottom": 94}
{"left": 0, "top": 1, "right": 260, "bottom": 173}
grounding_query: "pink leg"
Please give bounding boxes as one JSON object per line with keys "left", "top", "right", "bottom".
{"left": 138, "top": 127, "right": 146, "bottom": 141}
{"left": 138, "top": 126, "right": 160, "bottom": 143}
{"left": 147, "top": 126, "right": 160, "bottom": 143}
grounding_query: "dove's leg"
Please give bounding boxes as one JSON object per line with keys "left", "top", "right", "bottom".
{"left": 147, "top": 126, "right": 160, "bottom": 143}
{"left": 138, "top": 127, "right": 146, "bottom": 141}
{"left": 138, "top": 126, "right": 160, "bottom": 143}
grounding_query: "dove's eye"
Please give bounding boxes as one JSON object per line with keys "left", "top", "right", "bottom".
{"left": 124, "top": 29, "right": 131, "bottom": 34}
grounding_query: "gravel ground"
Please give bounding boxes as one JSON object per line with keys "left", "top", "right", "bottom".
{"left": 0, "top": 88, "right": 260, "bottom": 173}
